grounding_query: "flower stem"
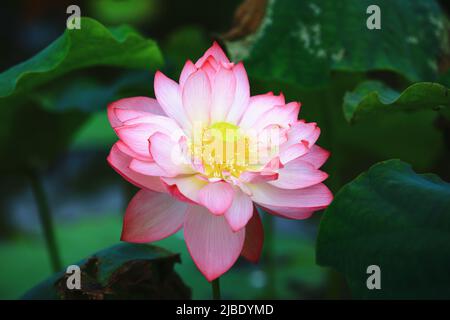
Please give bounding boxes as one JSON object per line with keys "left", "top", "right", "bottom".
{"left": 211, "top": 278, "right": 221, "bottom": 300}
{"left": 28, "top": 169, "right": 62, "bottom": 273}
{"left": 265, "top": 213, "right": 276, "bottom": 298}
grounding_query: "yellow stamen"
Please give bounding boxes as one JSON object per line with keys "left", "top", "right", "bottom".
{"left": 190, "top": 122, "right": 251, "bottom": 179}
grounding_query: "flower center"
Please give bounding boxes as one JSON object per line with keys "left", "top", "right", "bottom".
{"left": 190, "top": 122, "right": 252, "bottom": 179}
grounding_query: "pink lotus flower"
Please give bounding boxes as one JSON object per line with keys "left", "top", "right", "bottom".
{"left": 107, "top": 42, "right": 333, "bottom": 281}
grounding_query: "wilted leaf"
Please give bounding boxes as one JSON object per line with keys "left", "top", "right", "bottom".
{"left": 22, "top": 243, "right": 191, "bottom": 300}
{"left": 223, "top": 0, "right": 268, "bottom": 40}
{"left": 316, "top": 160, "right": 450, "bottom": 299}
{"left": 343, "top": 81, "right": 450, "bottom": 123}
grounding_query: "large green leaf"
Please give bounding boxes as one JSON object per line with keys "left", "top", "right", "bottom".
{"left": 227, "top": 0, "right": 447, "bottom": 87}
{"left": 0, "top": 18, "right": 163, "bottom": 171}
{"left": 0, "top": 17, "right": 162, "bottom": 103}
{"left": 22, "top": 243, "right": 191, "bottom": 300}
{"left": 343, "top": 81, "right": 450, "bottom": 123}
{"left": 316, "top": 160, "right": 450, "bottom": 299}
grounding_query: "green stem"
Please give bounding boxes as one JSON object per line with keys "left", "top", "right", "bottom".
{"left": 265, "top": 213, "right": 276, "bottom": 298}
{"left": 28, "top": 169, "right": 62, "bottom": 273}
{"left": 211, "top": 278, "right": 221, "bottom": 300}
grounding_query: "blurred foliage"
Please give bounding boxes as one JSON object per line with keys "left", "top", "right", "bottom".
{"left": 89, "top": 0, "right": 159, "bottom": 26}
{"left": 22, "top": 243, "right": 191, "bottom": 300}
{"left": 343, "top": 81, "right": 450, "bottom": 123}
{"left": 70, "top": 111, "right": 117, "bottom": 150}
{"left": 32, "top": 71, "right": 154, "bottom": 114}
{"left": 0, "top": 214, "right": 327, "bottom": 299}
{"left": 317, "top": 160, "right": 450, "bottom": 299}
{"left": 162, "top": 26, "right": 210, "bottom": 78}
